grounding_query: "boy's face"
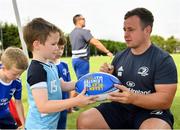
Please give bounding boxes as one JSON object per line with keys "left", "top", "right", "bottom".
{"left": 39, "top": 32, "right": 60, "bottom": 60}
{"left": 3, "top": 66, "right": 24, "bottom": 81}
{"left": 57, "top": 45, "right": 65, "bottom": 57}
{"left": 52, "top": 45, "right": 65, "bottom": 60}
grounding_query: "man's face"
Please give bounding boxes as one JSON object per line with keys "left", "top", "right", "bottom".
{"left": 123, "top": 15, "right": 147, "bottom": 49}
{"left": 78, "top": 16, "right": 86, "bottom": 27}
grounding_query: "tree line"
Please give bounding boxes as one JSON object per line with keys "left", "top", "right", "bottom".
{"left": 0, "top": 23, "right": 180, "bottom": 57}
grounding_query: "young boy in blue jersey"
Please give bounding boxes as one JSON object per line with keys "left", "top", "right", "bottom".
{"left": 23, "top": 18, "right": 97, "bottom": 129}
{"left": 50, "top": 33, "right": 71, "bottom": 129}
{"left": 0, "top": 47, "right": 28, "bottom": 129}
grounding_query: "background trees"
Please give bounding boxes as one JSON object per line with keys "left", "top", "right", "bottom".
{"left": 0, "top": 23, "right": 180, "bottom": 57}
{"left": 0, "top": 23, "right": 21, "bottom": 49}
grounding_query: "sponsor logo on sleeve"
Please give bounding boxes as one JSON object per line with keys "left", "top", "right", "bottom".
{"left": 63, "top": 69, "right": 67, "bottom": 76}
{"left": 10, "top": 88, "right": 16, "bottom": 96}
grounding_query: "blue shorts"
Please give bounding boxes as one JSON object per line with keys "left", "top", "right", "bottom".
{"left": 72, "top": 58, "right": 89, "bottom": 79}
{"left": 57, "top": 91, "right": 69, "bottom": 129}
{"left": 57, "top": 110, "right": 68, "bottom": 129}
{"left": 96, "top": 102, "right": 174, "bottom": 129}
{"left": 0, "top": 113, "right": 18, "bottom": 129}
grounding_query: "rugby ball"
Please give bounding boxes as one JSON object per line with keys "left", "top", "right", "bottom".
{"left": 75, "top": 72, "right": 121, "bottom": 101}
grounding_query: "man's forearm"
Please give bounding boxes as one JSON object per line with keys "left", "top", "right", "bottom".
{"left": 131, "top": 92, "right": 173, "bottom": 110}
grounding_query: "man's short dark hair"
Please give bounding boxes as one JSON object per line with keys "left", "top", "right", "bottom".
{"left": 73, "top": 14, "right": 82, "bottom": 25}
{"left": 124, "top": 7, "right": 154, "bottom": 29}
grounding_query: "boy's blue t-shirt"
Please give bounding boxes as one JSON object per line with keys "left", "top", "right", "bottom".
{"left": 56, "top": 61, "right": 71, "bottom": 99}
{"left": 25, "top": 60, "right": 62, "bottom": 129}
{"left": 0, "top": 78, "right": 22, "bottom": 118}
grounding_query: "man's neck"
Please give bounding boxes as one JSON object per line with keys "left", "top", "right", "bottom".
{"left": 75, "top": 25, "right": 83, "bottom": 28}
{"left": 131, "top": 40, "right": 152, "bottom": 55}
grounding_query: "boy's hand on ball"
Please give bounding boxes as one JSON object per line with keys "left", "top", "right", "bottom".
{"left": 76, "top": 88, "right": 98, "bottom": 107}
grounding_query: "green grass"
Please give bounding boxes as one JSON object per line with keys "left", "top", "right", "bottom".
{"left": 170, "top": 54, "right": 180, "bottom": 129}
{"left": 21, "top": 55, "right": 180, "bottom": 129}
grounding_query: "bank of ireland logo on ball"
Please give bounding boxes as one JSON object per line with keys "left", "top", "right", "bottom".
{"left": 75, "top": 72, "right": 121, "bottom": 101}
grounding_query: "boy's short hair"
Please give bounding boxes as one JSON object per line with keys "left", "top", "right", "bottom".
{"left": 1, "top": 47, "right": 28, "bottom": 70}
{"left": 58, "top": 31, "right": 67, "bottom": 46}
{"left": 23, "top": 18, "right": 61, "bottom": 51}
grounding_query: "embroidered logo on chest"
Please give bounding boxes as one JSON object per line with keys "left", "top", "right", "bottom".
{"left": 0, "top": 98, "right": 8, "bottom": 106}
{"left": 1, "top": 98, "right": 8, "bottom": 103}
{"left": 117, "top": 66, "right": 124, "bottom": 77}
{"left": 137, "top": 66, "right": 149, "bottom": 76}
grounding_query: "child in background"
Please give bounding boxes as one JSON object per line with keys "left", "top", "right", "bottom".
{"left": 0, "top": 47, "right": 28, "bottom": 129}
{"left": 0, "top": 52, "right": 22, "bottom": 128}
{"left": 23, "top": 18, "right": 97, "bottom": 129}
{"left": 51, "top": 33, "right": 71, "bottom": 129}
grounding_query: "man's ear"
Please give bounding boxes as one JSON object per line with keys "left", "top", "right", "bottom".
{"left": 32, "top": 40, "right": 41, "bottom": 50}
{"left": 144, "top": 25, "right": 152, "bottom": 34}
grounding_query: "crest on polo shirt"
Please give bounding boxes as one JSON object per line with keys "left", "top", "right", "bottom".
{"left": 117, "top": 66, "right": 124, "bottom": 77}
{"left": 137, "top": 66, "right": 149, "bottom": 76}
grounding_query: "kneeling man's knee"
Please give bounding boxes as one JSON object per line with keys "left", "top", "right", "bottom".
{"left": 77, "top": 111, "right": 92, "bottom": 129}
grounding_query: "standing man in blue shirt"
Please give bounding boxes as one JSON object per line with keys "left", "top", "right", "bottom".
{"left": 70, "top": 14, "right": 113, "bottom": 80}
{"left": 70, "top": 15, "right": 113, "bottom": 111}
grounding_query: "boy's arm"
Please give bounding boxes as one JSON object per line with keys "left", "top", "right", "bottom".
{"left": 32, "top": 88, "right": 97, "bottom": 113}
{"left": 14, "top": 99, "right": 25, "bottom": 128}
{"left": 60, "top": 79, "right": 76, "bottom": 91}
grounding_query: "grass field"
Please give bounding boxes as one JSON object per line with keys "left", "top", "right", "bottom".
{"left": 21, "top": 55, "right": 180, "bottom": 129}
